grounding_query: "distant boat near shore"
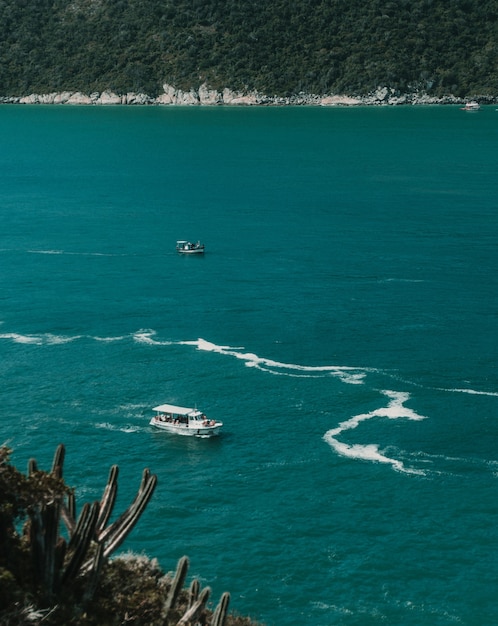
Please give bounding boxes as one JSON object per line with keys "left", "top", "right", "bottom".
{"left": 176, "top": 240, "right": 205, "bottom": 254}
{"left": 461, "top": 101, "right": 480, "bottom": 111}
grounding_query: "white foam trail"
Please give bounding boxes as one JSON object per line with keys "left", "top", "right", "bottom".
{"left": 380, "top": 278, "right": 425, "bottom": 283}
{"left": 256, "top": 365, "right": 321, "bottom": 378}
{"left": 323, "top": 390, "right": 428, "bottom": 474}
{"left": 1, "top": 331, "right": 496, "bottom": 397}
{"left": 133, "top": 329, "right": 173, "bottom": 346}
{"left": 28, "top": 249, "right": 124, "bottom": 257}
{"left": 95, "top": 335, "right": 127, "bottom": 342}
{"left": 45, "top": 333, "right": 81, "bottom": 345}
{"left": 28, "top": 249, "right": 64, "bottom": 255}
{"left": 95, "top": 422, "right": 140, "bottom": 433}
{"left": 0, "top": 333, "right": 43, "bottom": 345}
{"left": 0, "top": 332, "right": 80, "bottom": 345}
{"left": 437, "top": 387, "right": 498, "bottom": 397}
{"left": 192, "top": 338, "right": 368, "bottom": 383}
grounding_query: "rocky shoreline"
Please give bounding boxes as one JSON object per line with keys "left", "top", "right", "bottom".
{"left": 1, "top": 84, "right": 496, "bottom": 106}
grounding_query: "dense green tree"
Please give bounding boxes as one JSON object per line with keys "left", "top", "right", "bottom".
{"left": 0, "top": 0, "right": 496, "bottom": 97}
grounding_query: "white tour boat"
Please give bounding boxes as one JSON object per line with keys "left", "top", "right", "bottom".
{"left": 461, "top": 101, "right": 480, "bottom": 111}
{"left": 176, "top": 240, "right": 205, "bottom": 254}
{"left": 150, "top": 403, "right": 222, "bottom": 437}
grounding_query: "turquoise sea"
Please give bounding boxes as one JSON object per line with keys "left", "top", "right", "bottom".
{"left": 1, "top": 104, "right": 497, "bottom": 625}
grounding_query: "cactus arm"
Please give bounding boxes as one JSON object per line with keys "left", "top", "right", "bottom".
{"left": 60, "top": 502, "right": 76, "bottom": 536}
{"left": 61, "top": 501, "right": 99, "bottom": 586}
{"left": 163, "top": 556, "right": 190, "bottom": 615}
{"left": 98, "top": 469, "right": 149, "bottom": 544}
{"left": 68, "top": 491, "right": 76, "bottom": 520}
{"left": 96, "top": 465, "right": 119, "bottom": 531}
{"left": 82, "top": 542, "right": 105, "bottom": 602}
{"left": 100, "top": 471, "right": 157, "bottom": 557}
{"left": 211, "top": 592, "right": 230, "bottom": 626}
{"left": 176, "top": 586, "right": 211, "bottom": 625}
{"left": 51, "top": 444, "right": 65, "bottom": 478}
{"left": 66, "top": 502, "right": 92, "bottom": 552}
{"left": 188, "top": 578, "right": 200, "bottom": 607}
{"left": 29, "top": 500, "right": 62, "bottom": 598}
{"left": 43, "top": 500, "right": 61, "bottom": 594}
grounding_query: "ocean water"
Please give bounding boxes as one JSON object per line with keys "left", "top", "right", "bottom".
{"left": 1, "top": 104, "right": 497, "bottom": 625}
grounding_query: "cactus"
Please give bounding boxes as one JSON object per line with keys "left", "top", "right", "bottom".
{"left": 7, "top": 444, "right": 238, "bottom": 625}
{"left": 24, "top": 444, "right": 157, "bottom": 606}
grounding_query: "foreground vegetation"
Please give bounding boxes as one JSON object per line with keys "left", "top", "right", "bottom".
{"left": 0, "top": 444, "right": 259, "bottom": 626}
{"left": 0, "top": 0, "right": 496, "bottom": 99}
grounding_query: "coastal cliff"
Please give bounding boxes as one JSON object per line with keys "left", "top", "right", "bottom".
{"left": 1, "top": 85, "right": 491, "bottom": 107}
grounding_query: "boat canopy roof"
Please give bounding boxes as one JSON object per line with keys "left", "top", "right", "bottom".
{"left": 153, "top": 403, "right": 201, "bottom": 416}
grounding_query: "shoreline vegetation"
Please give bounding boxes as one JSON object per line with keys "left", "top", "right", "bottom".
{"left": 1, "top": 85, "right": 496, "bottom": 107}
{"left": 2, "top": 0, "right": 496, "bottom": 108}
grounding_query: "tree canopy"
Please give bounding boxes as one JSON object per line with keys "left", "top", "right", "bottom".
{"left": 0, "top": 0, "right": 497, "bottom": 97}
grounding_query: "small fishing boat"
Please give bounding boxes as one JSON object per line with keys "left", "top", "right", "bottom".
{"left": 176, "top": 240, "right": 205, "bottom": 254}
{"left": 461, "top": 101, "right": 480, "bottom": 111}
{"left": 150, "top": 403, "right": 222, "bottom": 437}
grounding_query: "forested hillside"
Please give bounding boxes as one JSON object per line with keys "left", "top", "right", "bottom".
{"left": 0, "top": 0, "right": 496, "bottom": 98}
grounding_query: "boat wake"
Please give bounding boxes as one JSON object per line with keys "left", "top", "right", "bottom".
{"left": 1, "top": 326, "right": 495, "bottom": 396}
{"left": 182, "top": 338, "right": 369, "bottom": 385}
{"left": 133, "top": 329, "right": 174, "bottom": 346}
{"left": 95, "top": 422, "right": 141, "bottom": 434}
{"left": 27, "top": 249, "right": 126, "bottom": 257}
{"left": 436, "top": 386, "right": 498, "bottom": 397}
{"left": 0, "top": 331, "right": 81, "bottom": 345}
{"left": 2, "top": 327, "right": 497, "bottom": 475}
{"left": 323, "top": 390, "right": 428, "bottom": 475}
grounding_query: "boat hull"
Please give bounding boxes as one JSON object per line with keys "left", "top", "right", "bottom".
{"left": 177, "top": 248, "right": 204, "bottom": 254}
{"left": 149, "top": 417, "right": 221, "bottom": 437}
